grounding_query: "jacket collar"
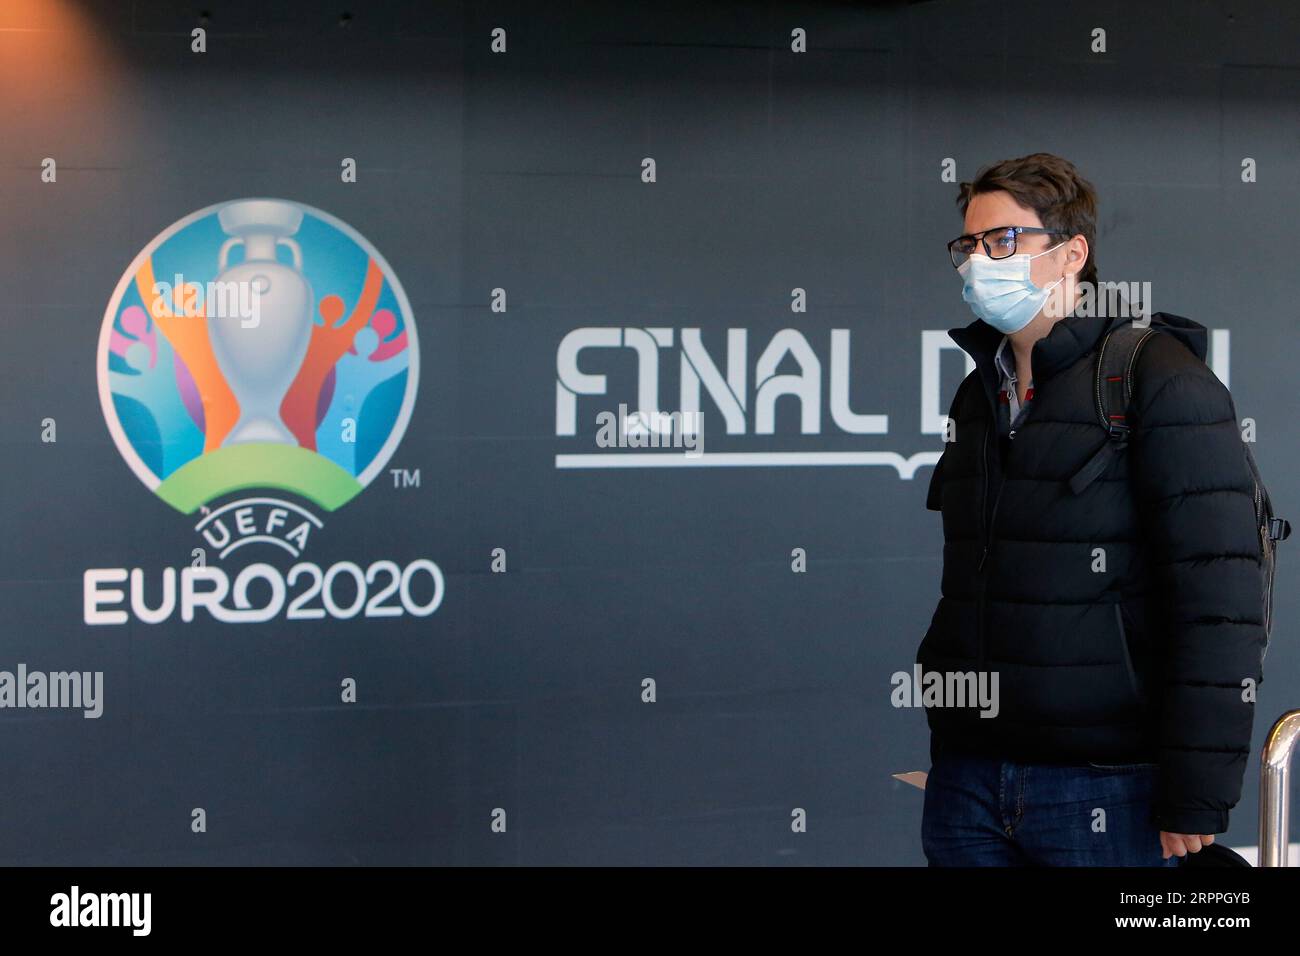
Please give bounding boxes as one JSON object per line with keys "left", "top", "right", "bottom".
{"left": 948, "top": 306, "right": 1129, "bottom": 413}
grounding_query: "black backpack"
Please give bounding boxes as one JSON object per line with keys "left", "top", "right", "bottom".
{"left": 1068, "top": 322, "right": 1291, "bottom": 657}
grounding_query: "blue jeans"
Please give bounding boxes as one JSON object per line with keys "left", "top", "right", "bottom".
{"left": 921, "top": 749, "right": 1179, "bottom": 867}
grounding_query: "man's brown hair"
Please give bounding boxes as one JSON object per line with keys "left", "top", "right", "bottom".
{"left": 956, "top": 152, "right": 1098, "bottom": 287}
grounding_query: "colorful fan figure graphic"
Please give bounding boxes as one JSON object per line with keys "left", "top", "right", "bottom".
{"left": 98, "top": 199, "right": 419, "bottom": 518}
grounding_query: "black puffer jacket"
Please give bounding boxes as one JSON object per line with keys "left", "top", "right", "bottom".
{"left": 918, "top": 307, "right": 1266, "bottom": 835}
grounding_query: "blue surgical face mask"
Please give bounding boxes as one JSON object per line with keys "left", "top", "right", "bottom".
{"left": 957, "top": 240, "right": 1067, "bottom": 334}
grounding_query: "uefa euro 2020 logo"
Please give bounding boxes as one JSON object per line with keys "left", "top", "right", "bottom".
{"left": 97, "top": 198, "right": 419, "bottom": 560}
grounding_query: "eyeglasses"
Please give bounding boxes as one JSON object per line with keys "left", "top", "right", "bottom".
{"left": 947, "top": 225, "right": 1069, "bottom": 269}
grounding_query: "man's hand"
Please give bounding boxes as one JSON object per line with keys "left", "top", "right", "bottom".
{"left": 1160, "top": 831, "right": 1215, "bottom": 859}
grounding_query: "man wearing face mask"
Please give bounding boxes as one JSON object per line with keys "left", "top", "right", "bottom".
{"left": 916, "top": 152, "right": 1267, "bottom": 866}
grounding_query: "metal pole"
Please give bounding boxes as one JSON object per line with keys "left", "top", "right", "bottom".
{"left": 1259, "top": 710, "right": 1300, "bottom": 866}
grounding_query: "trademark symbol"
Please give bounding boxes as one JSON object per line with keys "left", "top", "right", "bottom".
{"left": 390, "top": 467, "right": 420, "bottom": 489}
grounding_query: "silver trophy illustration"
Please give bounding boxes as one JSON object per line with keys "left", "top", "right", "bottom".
{"left": 209, "top": 199, "right": 314, "bottom": 446}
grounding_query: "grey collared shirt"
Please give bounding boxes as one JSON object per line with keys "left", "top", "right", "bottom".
{"left": 994, "top": 335, "right": 1033, "bottom": 438}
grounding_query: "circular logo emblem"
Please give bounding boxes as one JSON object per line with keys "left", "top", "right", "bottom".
{"left": 97, "top": 198, "right": 418, "bottom": 513}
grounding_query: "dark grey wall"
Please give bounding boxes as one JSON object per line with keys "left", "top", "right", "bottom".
{"left": 0, "top": 0, "right": 1296, "bottom": 865}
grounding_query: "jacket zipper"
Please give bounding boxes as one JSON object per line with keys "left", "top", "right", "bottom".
{"left": 976, "top": 421, "right": 1004, "bottom": 666}
{"left": 974, "top": 350, "right": 1024, "bottom": 668}
{"left": 978, "top": 422, "right": 991, "bottom": 572}
{"left": 977, "top": 379, "right": 1022, "bottom": 665}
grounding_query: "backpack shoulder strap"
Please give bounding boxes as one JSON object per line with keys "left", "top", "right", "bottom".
{"left": 1067, "top": 322, "right": 1161, "bottom": 495}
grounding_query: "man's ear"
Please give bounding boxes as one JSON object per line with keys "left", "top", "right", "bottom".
{"left": 1067, "top": 235, "right": 1089, "bottom": 276}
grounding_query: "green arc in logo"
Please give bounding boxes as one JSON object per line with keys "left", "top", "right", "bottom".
{"left": 156, "top": 444, "right": 363, "bottom": 513}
